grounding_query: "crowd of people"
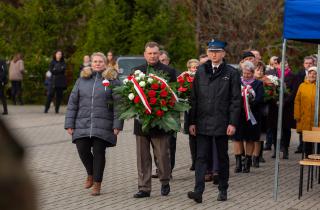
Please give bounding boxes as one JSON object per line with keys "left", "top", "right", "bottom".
{"left": 0, "top": 39, "right": 318, "bottom": 204}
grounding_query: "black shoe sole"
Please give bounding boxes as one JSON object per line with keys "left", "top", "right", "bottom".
{"left": 133, "top": 193, "right": 150, "bottom": 198}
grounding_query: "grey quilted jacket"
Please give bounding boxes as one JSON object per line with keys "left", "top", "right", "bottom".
{"left": 64, "top": 71, "right": 123, "bottom": 146}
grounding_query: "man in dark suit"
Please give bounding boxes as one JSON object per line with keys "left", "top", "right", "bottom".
{"left": 187, "top": 39, "right": 241, "bottom": 203}
{"left": 132, "top": 42, "right": 177, "bottom": 198}
{"left": 0, "top": 59, "right": 8, "bottom": 115}
{"left": 295, "top": 56, "right": 314, "bottom": 153}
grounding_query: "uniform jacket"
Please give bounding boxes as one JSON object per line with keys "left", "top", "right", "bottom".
{"left": 189, "top": 60, "right": 241, "bottom": 136}
{"left": 132, "top": 61, "right": 177, "bottom": 136}
{"left": 294, "top": 80, "right": 318, "bottom": 132}
{"left": 64, "top": 70, "right": 124, "bottom": 146}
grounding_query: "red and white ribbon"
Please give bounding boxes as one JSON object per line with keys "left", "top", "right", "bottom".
{"left": 102, "top": 79, "right": 110, "bottom": 91}
{"left": 242, "top": 85, "right": 257, "bottom": 125}
{"left": 149, "top": 74, "right": 179, "bottom": 102}
{"left": 129, "top": 77, "right": 152, "bottom": 114}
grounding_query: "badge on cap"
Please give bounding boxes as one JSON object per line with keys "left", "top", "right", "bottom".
{"left": 208, "top": 39, "right": 227, "bottom": 51}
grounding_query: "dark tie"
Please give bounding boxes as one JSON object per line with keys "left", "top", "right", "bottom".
{"left": 213, "top": 67, "right": 218, "bottom": 74}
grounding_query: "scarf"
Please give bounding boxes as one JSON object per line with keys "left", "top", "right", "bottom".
{"left": 241, "top": 77, "right": 255, "bottom": 86}
{"left": 277, "top": 67, "right": 292, "bottom": 78}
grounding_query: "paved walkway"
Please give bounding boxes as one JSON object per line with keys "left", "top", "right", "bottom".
{"left": 1, "top": 105, "right": 320, "bottom": 210}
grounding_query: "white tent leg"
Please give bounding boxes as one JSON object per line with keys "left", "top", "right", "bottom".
{"left": 273, "top": 39, "right": 287, "bottom": 201}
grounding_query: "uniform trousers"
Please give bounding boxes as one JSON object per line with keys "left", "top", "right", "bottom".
{"left": 195, "top": 134, "right": 229, "bottom": 194}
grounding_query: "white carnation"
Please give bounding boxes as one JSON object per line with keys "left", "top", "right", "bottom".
{"left": 135, "top": 76, "right": 141, "bottom": 81}
{"left": 147, "top": 78, "right": 154, "bottom": 83}
{"left": 128, "top": 93, "right": 135, "bottom": 100}
{"left": 139, "top": 73, "right": 145, "bottom": 79}
{"left": 139, "top": 81, "right": 146, "bottom": 87}
{"left": 123, "top": 79, "right": 129, "bottom": 84}
{"left": 134, "top": 70, "right": 142, "bottom": 75}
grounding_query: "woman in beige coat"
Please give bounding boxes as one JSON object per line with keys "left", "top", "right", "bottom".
{"left": 9, "top": 53, "right": 24, "bottom": 105}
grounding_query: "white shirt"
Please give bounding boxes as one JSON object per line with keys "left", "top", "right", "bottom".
{"left": 212, "top": 62, "right": 222, "bottom": 74}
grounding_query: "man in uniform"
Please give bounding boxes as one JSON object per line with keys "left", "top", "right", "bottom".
{"left": 187, "top": 39, "right": 241, "bottom": 202}
{"left": 132, "top": 41, "right": 176, "bottom": 198}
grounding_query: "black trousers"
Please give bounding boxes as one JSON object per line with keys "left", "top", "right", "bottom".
{"left": 11, "top": 81, "right": 23, "bottom": 105}
{"left": 195, "top": 134, "right": 229, "bottom": 194}
{"left": 75, "top": 137, "right": 109, "bottom": 182}
{"left": 0, "top": 85, "right": 8, "bottom": 113}
{"left": 271, "top": 128, "right": 291, "bottom": 149}
{"left": 189, "top": 134, "right": 197, "bottom": 167}
{"left": 45, "top": 87, "right": 64, "bottom": 113}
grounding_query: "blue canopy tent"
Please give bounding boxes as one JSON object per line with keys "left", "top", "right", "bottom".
{"left": 274, "top": 0, "right": 320, "bottom": 201}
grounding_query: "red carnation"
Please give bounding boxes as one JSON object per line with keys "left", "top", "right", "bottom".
{"left": 127, "top": 75, "right": 133, "bottom": 80}
{"left": 151, "top": 83, "right": 159, "bottom": 90}
{"left": 169, "top": 100, "right": 175, "bottom": 107}
{"left": 150, "top": 97, "right": 157, "bottom": 105}
{"left": 186, "top": 76, "right": 194, "bottom": 83}
{"left": 145, "top": 109, "right": 151, "bottom": 115}
{"left": 148, "top": 90, "right": 156, "bottom": 98}
{"left": 178, "top": 86, "right": 188, "bottom": 92}
{"left": 160, "top": 99, "right": 167, "bottom": 106}
{"left": 134, "top": 96, "right": 140, "bottom": 104}
{"left": 156, "top": 110, "right": 164, "bottom": 117}
{"left": 160, "top": 82, "right": 166, "bottom": 89}
{"left": 160, "top": 90, "right": 168, "bottom": 97}
{"left": 177, "top": 76, "right": 185, "bottom": 84}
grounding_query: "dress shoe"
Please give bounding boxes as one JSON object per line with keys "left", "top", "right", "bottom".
{"left": 133, "top": 191, "right": 150, "bottom": 198}
{"left": 213, "top": 174, "right": 219, "bottom": 185}
{"left": 85, "top": 175, "right": 93, "bottom": 189}
{"left": 204, "top": 174, "right": 212, "bottom": 182}
{"left": 91, "top": 182, "right": 101, "bottom": 196}
{"left": 187, "top": 191, "right": 202, "bottom": 203}
{"left": 2, "top": 112, "right": 8, "bottom": 115}
{"left": 161, "top": 184, "right": 170, "bottom": 196}
{"left": 217, "top": 190, "right": 227, "bottom": 201}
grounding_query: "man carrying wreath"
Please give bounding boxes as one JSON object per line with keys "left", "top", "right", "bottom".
{"left": 187, "top": 39, "right": 241, "bottom": 203}
{"left": 132, "top": 41, "right": 177, "bottom": 198}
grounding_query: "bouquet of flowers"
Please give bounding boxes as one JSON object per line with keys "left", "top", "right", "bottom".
{"left": 263, "top": 75, "right": 280, "bottom": 101}
{"left": 176, "top": 71, "right": 195, "bottom": 100}
{"left": 113, "top": 70, "right": 190, "bottom": 133}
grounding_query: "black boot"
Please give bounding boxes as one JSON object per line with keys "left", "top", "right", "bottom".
{"left": 234, "top": 155, "right": 242, "bottom": 173}
{"left": 283, "top": 148, "right": 289, "bottom": 159}
{"left": 252, "top": 156, "right": 259, "bottom": 168}
{"left": 243, "top": 156, "right": 252, "bottom": 173}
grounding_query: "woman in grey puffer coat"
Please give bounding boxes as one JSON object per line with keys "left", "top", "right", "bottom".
{"left": 65, "top": 52, "right": 123, "bottom": 196}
